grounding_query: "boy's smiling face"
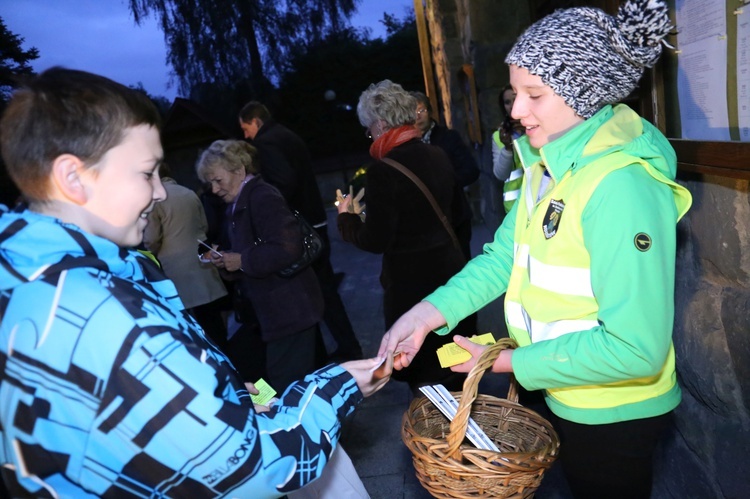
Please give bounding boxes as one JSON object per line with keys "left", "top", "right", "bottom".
{"left": 79, "top": 124, "right": 166, "bottom": 247}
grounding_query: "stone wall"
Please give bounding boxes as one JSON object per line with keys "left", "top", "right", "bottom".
{"left": 654, "top": 174, "right": 750, "bottom": 498}
{"left": 430, "top": 0, "right": 750, "bottom": 496}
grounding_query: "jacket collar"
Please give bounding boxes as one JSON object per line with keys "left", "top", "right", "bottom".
{"left": 515, "top": 105, "right": 614, "bottom": 182}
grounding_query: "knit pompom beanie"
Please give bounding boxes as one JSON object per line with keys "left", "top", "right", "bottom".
{"left": 505, "top": 0, "right": 672, "bottom": 118}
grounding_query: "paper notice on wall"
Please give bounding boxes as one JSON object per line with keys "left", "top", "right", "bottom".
{"left": 738, "top": 8, "right": 750, "bottom": 141}
{"left": 676, "top": 0, "right": 726, "bottom": 45}
{"left": 675, "top": 0, "right": 730, "bottom": 140}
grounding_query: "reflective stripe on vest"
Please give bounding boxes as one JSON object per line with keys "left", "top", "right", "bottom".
{"left": 503, "top": 166, "right": 523, "bottom": 213}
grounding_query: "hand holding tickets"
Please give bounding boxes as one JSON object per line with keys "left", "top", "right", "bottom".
{"left": 249, "top": 378, "right": 277, "bottom": 406}
{"left": 197, "top": 239, "right": 222, "bottom": 257}
{"left": 437, "top": 333, "right": 496, "bottom": 368}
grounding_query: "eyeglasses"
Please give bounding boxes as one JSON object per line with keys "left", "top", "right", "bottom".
{"left": 416, "top": 108, "right": 428, "bottom": 116}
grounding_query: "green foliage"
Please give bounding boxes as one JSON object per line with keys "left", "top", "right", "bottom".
{"left": 128, "top": 0, "right": 359, "bottom": 98}
{"left": 130, "top": 82, "right": 172, "bottom": 117}
{"left": 275, "top": 14, "right": 422, "bottom": 158}
{"left": 0, "top": 16, "right": 39, "bottom": 105}
{"left": 0, "top": 16, "right": 39, "bottom": 206}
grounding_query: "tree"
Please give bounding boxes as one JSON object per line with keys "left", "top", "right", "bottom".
{"left": 0, "top": 17, "right": 39, "bottom": 206}
{"left": 276, "top": 13, "right": 422, "bottom": 158}
{"left": 0, "top": 16, "right": 39, "bottom": 106}
{"left": 127, "top": 0, "right": 359, "bottom": 99}
{"left": 130, "top": 82, "right": 173, "bottom": 117}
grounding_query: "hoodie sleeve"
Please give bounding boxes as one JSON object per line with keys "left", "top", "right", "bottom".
{"left": 511, "top": 164, "right": 679, "bottom": 389}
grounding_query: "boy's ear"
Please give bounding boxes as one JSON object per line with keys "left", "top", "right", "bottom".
{"left": 50, "top": 154, "right": 89, "bottom": 205}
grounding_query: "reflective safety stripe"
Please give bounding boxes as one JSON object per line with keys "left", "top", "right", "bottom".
{"left": 514, "top": 244, "right": 529, "bottom": 268}
{"left": 506, "top": 300, "right": 600, "bottom": 342}
{"left": 528, "top": 255, "right": 593, "bottom": 297}
{"left": 508, "top": 168, "right": 523, "bottom": 181}
{"left": 503, "top": 189, "right": 520, "bottom": 202}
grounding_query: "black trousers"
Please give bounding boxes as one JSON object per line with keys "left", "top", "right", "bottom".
{"left": 266, "top": 323, "right": 326, "bottom": 394}
{"left": 190, "top": 296, "right": 230, "bottom": 352}
{"left": 312, "top": 226, "right": 362, "bottom": 357}
{"left": 551, "top": 411, "right": 672, "bottom": 499}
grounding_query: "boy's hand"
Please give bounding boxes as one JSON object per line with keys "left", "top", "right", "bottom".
{"left": 340, "top": 352, "right": 394, "bottom": 397}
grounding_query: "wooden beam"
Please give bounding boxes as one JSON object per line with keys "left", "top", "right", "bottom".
{"left": 413, "top": 0, "right": 438, "bottom": 114}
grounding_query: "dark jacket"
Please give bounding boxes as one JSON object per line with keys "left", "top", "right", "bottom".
{"left": 229, "top": 176, "right": 323, "bottom": 341}
{"left": 424, "top": 122, "right": 479, "bottom": 261}
{"left": 336, "top": 140, "right": 465, "bottom": 318}
{"left": 337, "top": 139, "right": 472, "bottom": 386}
{"left": 425, "top": 122, "right": 480, "bottom": 188}
{"left": 251, "top": 120, "right": 327, "bottom": 227}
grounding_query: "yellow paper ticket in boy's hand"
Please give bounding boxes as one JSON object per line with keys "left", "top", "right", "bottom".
{"left": 250, "top": 378, "right": 277, "bottom": 406}
{"left": 437, "top": 333, "right": 497, "bottom": 368}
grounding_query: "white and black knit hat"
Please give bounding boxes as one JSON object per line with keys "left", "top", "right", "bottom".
{"left": 505, "top": 0, "right": 672, "bottom": 118}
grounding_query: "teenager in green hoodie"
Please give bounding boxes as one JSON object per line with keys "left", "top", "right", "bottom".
{"left": 378, "top": 1, "right": 691, "bottom": 497}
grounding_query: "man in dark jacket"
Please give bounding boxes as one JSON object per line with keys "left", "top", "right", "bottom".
{"left": 411, "top": 92, "right": 479, "bottom": 263}
{"left": 239, "top": 101, "right": 363, "bottom": 361}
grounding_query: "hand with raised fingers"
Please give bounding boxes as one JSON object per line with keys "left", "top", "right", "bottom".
{"left": 335, "top": 188, "right": 351, "bottom": 214}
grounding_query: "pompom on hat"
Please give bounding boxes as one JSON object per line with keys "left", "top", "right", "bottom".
{"left": 505, "top": 0, "right": 672, "bottom": 118}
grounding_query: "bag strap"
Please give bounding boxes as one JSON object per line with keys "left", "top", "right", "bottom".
{"left": 380, "top": 157, "right": 460, "bottom": 251}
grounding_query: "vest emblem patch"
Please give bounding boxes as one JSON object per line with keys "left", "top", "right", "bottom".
{"left": 542, "top": 199, "right": 565, "bottom": 239}
{"left": 634, "top": 232, "right": 652, "bottom": 251}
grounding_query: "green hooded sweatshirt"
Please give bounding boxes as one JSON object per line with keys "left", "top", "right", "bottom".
{"left": 426, "top": 104, "right": 692, "bottom": 424}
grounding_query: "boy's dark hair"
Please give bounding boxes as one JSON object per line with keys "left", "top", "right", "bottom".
{"left": 238, "top": 101, "right": 271, "bottom": 124}
{"left": 0, "top": 67, "right": 162, "bottom": 201}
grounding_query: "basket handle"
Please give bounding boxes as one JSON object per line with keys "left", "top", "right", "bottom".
{"left": 445, "top": 337, "right": 518, "bottom": 459}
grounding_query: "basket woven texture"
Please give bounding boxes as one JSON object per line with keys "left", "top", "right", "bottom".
{"left": 402, "top": 338, "right": 560, "bottom": 498}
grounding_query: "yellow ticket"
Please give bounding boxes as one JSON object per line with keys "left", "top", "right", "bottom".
{"left": 250, "top": 378, "right": 277, "bottom": 406}
{"left": 437, "top": 333, "right": 497, "bottom": 368}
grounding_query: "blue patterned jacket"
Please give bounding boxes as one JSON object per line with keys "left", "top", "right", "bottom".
{"left": 0, "top": 208, "right": 362, "bottom": 497}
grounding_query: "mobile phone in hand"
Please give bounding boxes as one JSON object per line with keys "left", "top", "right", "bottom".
{"left": 197, "top": 239, "right": 222, "bottom": 257}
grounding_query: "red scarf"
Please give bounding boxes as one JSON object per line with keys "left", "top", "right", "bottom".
{"left": 369, "top": 125, "right": 422, "bottom": 160}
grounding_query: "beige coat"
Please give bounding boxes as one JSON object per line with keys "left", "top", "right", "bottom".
{"left": 144, "top": 178, "right": 227, "bottom": 309}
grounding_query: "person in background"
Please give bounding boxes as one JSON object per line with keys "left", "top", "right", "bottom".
{"left": 411, "top": 91, "right": 479, "bottom": 262}
{"left": 491, "top": 84, "right": 526, "bottom": 213}
{"left": 143, "top": 163, "right": 229, "bottom": 351}
{"left": 378, "top": 1, "right": 692, "bottom": 497}
{"left": 197, "top": 139, "right": 327, "bottom": 393}
{"left": 0, "top": 67, "right": 392, "bottom": 498}
{"left": 239, "top": 102, "right": 363, "bottom": 362}
{"left": 337, "top": 80, "right": 474, "bottom": 394}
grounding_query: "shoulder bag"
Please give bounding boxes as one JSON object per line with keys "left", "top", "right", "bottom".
{"left": 277, "top": 210, "right": 324, "bottom": 277}
{"left": 380, "top": 157, "right": 461, "bottom": 251}
{"left": 252, "top": 208, "right": 324, "bottom": 278}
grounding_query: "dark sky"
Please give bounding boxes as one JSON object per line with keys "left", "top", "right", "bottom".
{"left": 3, "top": 0, "right": 414, "bottom": 100}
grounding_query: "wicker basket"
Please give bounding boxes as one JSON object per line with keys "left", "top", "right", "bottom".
{"left": 402, "top": 339, "right": 560, "bottom": 498}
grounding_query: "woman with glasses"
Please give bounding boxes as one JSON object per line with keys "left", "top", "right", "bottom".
{"left": 336, "top": 80, "right": 475, "bottom": 394}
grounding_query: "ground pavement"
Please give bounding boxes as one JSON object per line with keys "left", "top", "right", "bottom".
{"left": 322, "top": 207, "right": 573, "bottom": 499}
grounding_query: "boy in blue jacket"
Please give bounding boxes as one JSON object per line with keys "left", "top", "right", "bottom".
{"left": 0, "top": 67, "right": 392, "bottom": 498}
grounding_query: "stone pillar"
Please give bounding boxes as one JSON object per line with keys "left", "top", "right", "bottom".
{"left": 429, "top": 0, "right": 531, "bottom": 230}
{"left": 654, "top": 174, "right": 750, "bottom": 498}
